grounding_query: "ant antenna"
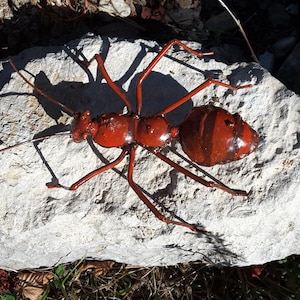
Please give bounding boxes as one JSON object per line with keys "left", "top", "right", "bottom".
{"left": 8, "top": 60, "right": 77, "bottom": 117}
{"left": 0, "top": 132, "right": 70, "bottom": 152}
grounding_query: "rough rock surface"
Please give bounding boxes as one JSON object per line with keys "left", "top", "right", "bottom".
{"left": 0, "top": 35, "right": 299, "bottom": 270}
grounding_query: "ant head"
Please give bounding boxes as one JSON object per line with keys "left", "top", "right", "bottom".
{"left": 71, "top": 111, "right": 97, "bottom": 142}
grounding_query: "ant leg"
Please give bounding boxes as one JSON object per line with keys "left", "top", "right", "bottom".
{"left": 127, "top": 147, "right": 197, "bottom": 231}
{"left": 157, "top": 79, "right": 252, "bottom": 116}
{"left": 48, "top": 150, "right": 126, "bottom": 190}
{"left": 148, "top": 148, "right": 248, "bottom": 197}
{"left": 83, "top": 54, "right": 132, "bottom": 113}
{"left": 136, "top": 39, "right": 214, "bottom": 115}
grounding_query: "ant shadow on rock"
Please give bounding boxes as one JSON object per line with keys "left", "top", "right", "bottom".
{"left": 166, "top": 230, "right": 245, "bottom": 266}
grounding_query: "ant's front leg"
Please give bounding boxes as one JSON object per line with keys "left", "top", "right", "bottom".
{"left": 78, "top": 54, "right": 132, "bottom": 113}
{"left": 47, "top": 150, "right": 126, "bottom": 190}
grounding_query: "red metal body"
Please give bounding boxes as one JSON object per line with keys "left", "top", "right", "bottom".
{"left": 7, "top": 39, "right": 259, "bottom": 231}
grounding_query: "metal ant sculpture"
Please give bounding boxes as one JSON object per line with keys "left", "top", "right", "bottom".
{"left": 7, "top": 39, "right": 259, "bottom": 231}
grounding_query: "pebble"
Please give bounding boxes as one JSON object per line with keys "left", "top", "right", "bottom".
{"left": 277, "top": 42, "right": 300, "bottom": 94}
{"left": 272, "top": 36, "right": 297, "bottom": 58}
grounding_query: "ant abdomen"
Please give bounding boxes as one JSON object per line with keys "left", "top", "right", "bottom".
{"left": 179, "top": 105, "right": 259, "bottom": 166}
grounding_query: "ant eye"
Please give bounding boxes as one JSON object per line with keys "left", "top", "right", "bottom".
{"left": 224, "top": 119, "right": 234, "bottom": 127}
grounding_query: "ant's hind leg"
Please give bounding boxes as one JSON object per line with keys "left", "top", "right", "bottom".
{"left": 135, "top": 39, "right": 214, "bottom": 115}
{"left": 149, "top": 149, "right": 248, "bottom": 197}
{"left": 157, "top": 79, "right": 252, "bottom": 116}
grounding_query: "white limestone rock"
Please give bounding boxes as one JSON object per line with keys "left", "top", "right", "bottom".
{"left": 0, "top": 35, "right": 299, "bottom": 270}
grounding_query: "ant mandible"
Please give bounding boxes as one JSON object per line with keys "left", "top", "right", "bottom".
{"left": 7, "top": 39, "right": 259, "bottom": 232}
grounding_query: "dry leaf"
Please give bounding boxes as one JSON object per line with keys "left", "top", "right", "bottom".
{"left": 77, "top": 260, "right": 115, "bottom": 277}
{"left": 17, "top": 272, "right": 54, "bottom": 300}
